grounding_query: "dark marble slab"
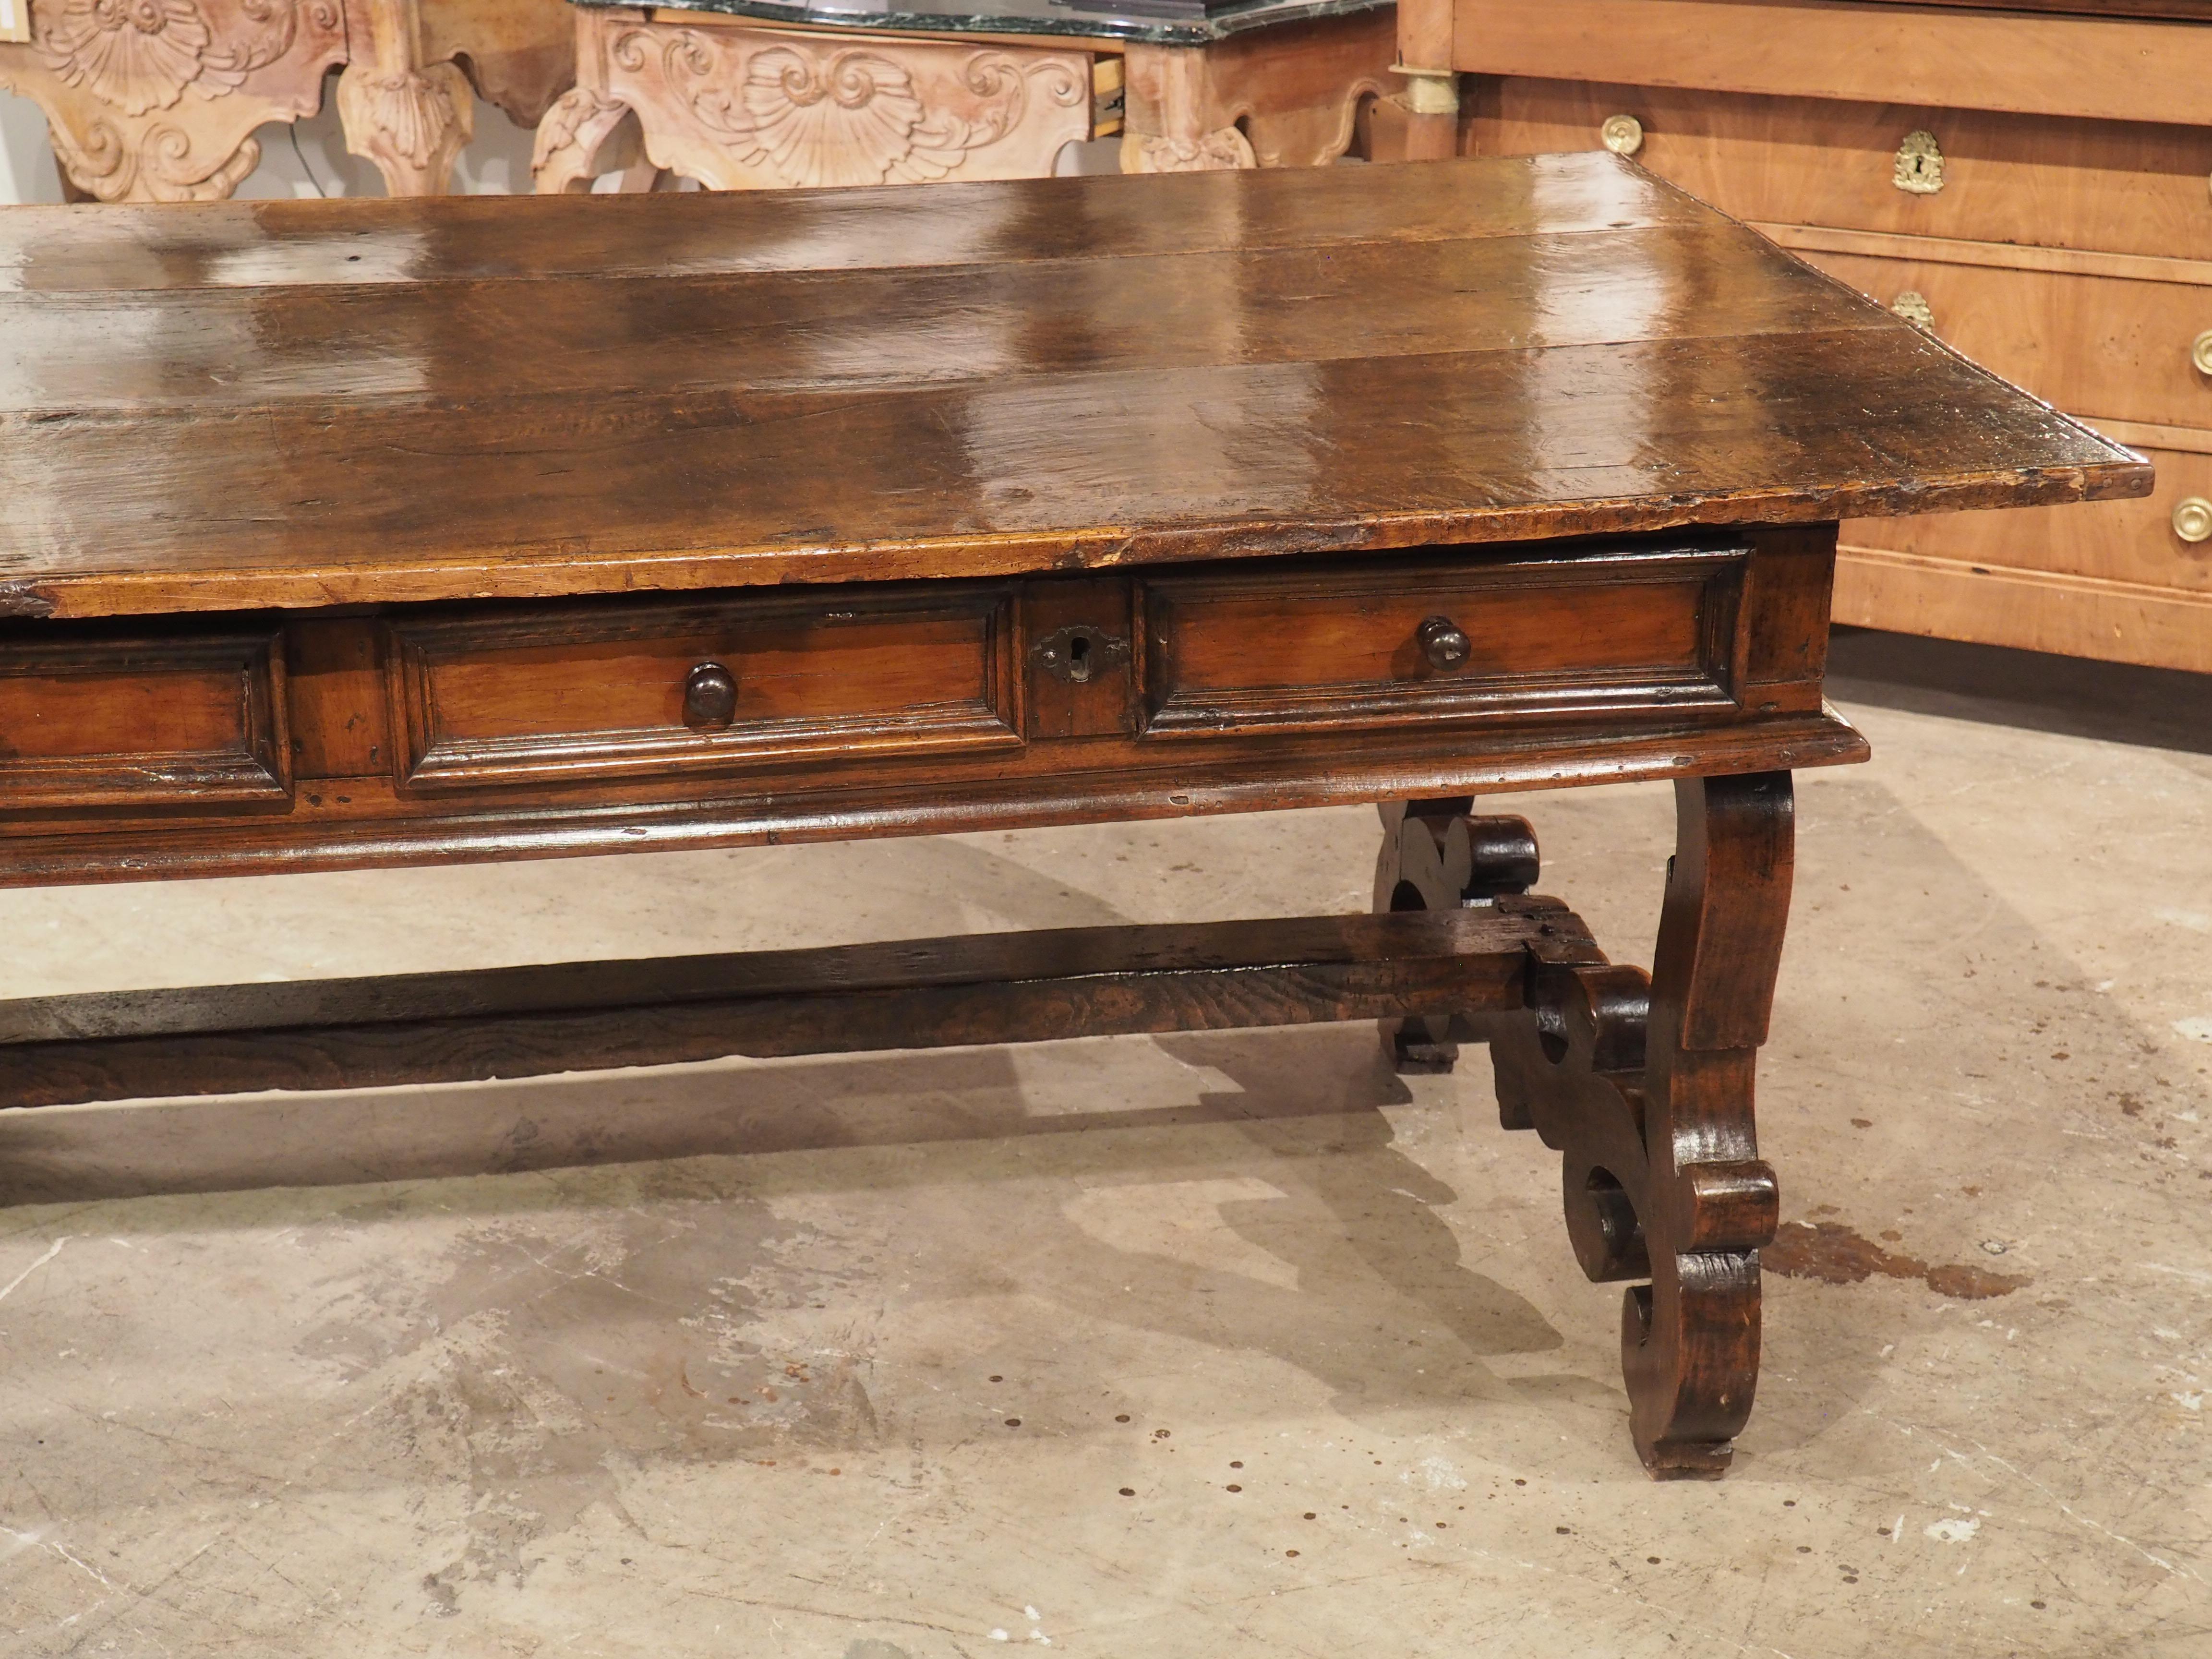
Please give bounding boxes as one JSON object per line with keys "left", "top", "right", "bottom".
{"left": 584, "top": 0, "right": 1390, "bottom": 47}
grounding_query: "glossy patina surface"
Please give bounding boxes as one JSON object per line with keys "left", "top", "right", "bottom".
{"left": 0, "top": 152, "right": 2149, "bottom": 621}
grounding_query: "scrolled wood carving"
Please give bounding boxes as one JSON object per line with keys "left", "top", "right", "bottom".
{"left": 583, "top": 16, "right": 1089, "bottom": 192}
{"left": 0, "top": 0, "right": 340, "bottom": 200}
{"left": 530, "top": 82, "right": 637, "bottom": 193}
{"left": 38, "top": 0, "right": 228, "bottom": 114}
{"left": 1123, "top": 126, "right": 1255, "bottom": 173}
{"left": 1375, "top": 774, "right": 1795, "bottom": 1479}
{"left": 336, "top": 58, "right": 472, "bottom": 192}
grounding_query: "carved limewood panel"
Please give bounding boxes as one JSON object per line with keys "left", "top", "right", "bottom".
{"left": 0, "top": 0, "right": 574, "bottom": 200}
{"left": 0, "top": 0, "right": 347, "bottom": 200}
{"left": 535, "top": 8, "right": 1091, "bottom": 192}
{"left": 1121, "top": 8, "right": 1394, "bottom": 173}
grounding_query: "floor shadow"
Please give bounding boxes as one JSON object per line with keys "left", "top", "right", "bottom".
{"left": 1827, "top": 625, "right": 2212, "bottom": 755}
{"left": 0, "top": 1037, "right": 1392, "bottom": 1208}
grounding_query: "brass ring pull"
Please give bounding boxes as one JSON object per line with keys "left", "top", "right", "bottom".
{"left": 683, "top": 661, "right": 738, "bottom": 728}
{"left": 1418, "top": 615, "right": 1472, "bottom": 671}
{"left": 2192, "top": 329, "right": 2212, "bottom": 375}
{"left": 2173, "top": 498, "right": 2212, "bottom": 544}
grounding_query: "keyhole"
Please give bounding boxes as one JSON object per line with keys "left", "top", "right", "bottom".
{"left": 1068, "top": 633, "right": 1092, "bottom": 682}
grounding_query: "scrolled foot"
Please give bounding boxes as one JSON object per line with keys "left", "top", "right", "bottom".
{"left": 1483, "top": 773, "right": 1794, "bottom": 1478}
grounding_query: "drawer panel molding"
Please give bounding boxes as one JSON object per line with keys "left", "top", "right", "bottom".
{"left": 0, "top": 627, "right": 289, "bottom": 810}
{"left": 389, "top": 589, "right": 1021, "bottom": 791}
{"left": 1138, "top": 543, "right": 1749, "bottom": 737}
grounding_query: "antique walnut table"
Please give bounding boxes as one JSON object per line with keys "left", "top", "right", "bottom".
{"left": 0, "top": 154, "right": 2148, "bottom": 1476}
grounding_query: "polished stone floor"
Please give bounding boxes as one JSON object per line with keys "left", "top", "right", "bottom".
{"left": 0, "top": 633, "right": 2207, "bottom": 1657}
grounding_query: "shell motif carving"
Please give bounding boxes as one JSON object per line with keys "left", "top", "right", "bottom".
{"left": 37, "top": 0, "right": 228, "bottom": 117}
{"left": 673, "top": 37, "right": 1067, "bottom": 187}
{"left": 359, "top": 69, "right": 457, "bottom": 169}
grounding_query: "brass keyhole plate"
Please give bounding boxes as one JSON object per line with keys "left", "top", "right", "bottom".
{"left": 1894, "top": 130, "right": 1945, "bottom": 195}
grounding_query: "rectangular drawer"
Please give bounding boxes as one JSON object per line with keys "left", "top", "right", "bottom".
{"left": 1476, "top": 78, "right": 2212, "bottom": 262}
{"left": 1138, "top": 543, "right": 1748, "bottom": 737}
{"left": 0, "top": 626, "right": 289, "bottom": 810}
{"left": 1803, "top": 250, "right": 2212, "bottom": 433}
{"left": 388, "top": 587, "right": 1020, "bottom": 791}
{"left": 1843, "top": 444, "right": 2212, "bottom": 595}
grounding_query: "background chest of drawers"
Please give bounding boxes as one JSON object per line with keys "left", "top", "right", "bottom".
{"left": 1441, "top": 0, "right": 2212, "bottom": 671}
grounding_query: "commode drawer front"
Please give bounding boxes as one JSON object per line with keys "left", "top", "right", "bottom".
{"left": 1138, "top": 544, "right": 1747, "bottom": 737}
{"left": 389, "top": 588, "right": 1020, "bottom": 791}
{"left": 1806, "top": 252, "right": 2212, "bottom": 433}
{"left": 1483, "top": 78, "right": 2212, "bottom": 263}
{"left": 1843, "top": 444, "right": 2212, "bottom": 597}
{"left": 0, "top": 626, "right": 289, "bottom": 811}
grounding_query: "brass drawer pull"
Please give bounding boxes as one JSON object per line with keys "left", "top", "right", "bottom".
{"left": 2174, "top": 498, "right": 2212, "bottom": 544}
{"left": 1418, "top": 615, "right": 1472, "bottom": 671}
{"left": 1600, "top": 114, "right": 1644, "bottom": 157}
{"left": 2193, "top": 330, "right": 2212, "bottom": 375}
{"left": 683, "top": 661, "right": 738, "bottom": 728}
{"left": 1892, "top": 291, "right": 1935, "bottom": 330}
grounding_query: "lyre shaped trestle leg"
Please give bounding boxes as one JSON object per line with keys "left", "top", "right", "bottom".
{"left": 1381, "top": 774, "right": 1793, "bottom": 1477}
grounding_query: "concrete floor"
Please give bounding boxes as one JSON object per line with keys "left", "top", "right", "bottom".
{"left": 1, "top": 636, "right": 2208, "bottom": 1657}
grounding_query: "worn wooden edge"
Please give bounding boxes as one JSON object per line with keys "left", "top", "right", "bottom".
{"left": 1743, "top": 238, "right": 2158, "bottom": 498}
{"left": 0, "top": 906, "right": 1571, "bottom": 1109}
{"left": 0, "top": 710, "right": 1871, "bottom": 889}
{"left": 0, "top": 476, "right": 2146, "bottom": 621}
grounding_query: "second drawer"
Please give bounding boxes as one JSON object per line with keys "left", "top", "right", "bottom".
{"left": 1138, "top": 541, "right": 1750, "bottom": 736}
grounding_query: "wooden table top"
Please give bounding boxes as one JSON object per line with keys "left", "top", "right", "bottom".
{"left": 0, "top": 153, "right": 2149, "bottom": 621}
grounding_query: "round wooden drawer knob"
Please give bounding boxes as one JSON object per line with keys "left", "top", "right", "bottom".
{"left": 2192, "top": 329, "right": 2212, "bottom": 375}
{"left": 1418, "top": 615, "right": 1473, "bottom": 671}
{"left": 2174, "top": 498, "right": 2212, "bottom": 544}
{"left": 684, "top": 661, "right": 738, "bottom": 728}
{"left": 1600, "top": 114, "right": 1644, "bottom": 157}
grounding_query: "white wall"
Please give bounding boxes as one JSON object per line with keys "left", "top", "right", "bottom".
{"left": 0, "top": 83, "right": 61, "bottom": 203}
{"left": 0, "top": 72, "right": 541, "bottom": 204}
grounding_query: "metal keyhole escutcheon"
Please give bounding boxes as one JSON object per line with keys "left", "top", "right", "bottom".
{"left": 1418, "top": 615, "right": 1472, "bottom": 671}
{"left": 684, "top": 661, "right": 738, "bottom": 728}
{"left": 1032, "top": 624, "right": 1131, "bottom": 684}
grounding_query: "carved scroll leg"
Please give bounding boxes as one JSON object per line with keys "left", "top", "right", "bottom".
{"left": 530, "top": 87, "right": 643, "bottom": 194}
{"left": 1372, "top": 799, "right": 1540, "bottom": 1073}
{"left": 1487, "top": 773, "right": 1791, "bottom": 1478}
{"left": 1625, "top": 771, "right": 1791, "bottom": 1478}
{"left": 1119, "top": 43, "right": 1256, "bottom": 173}
{"left": 337, "top": 0, "right": 475, "bottom": 195}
